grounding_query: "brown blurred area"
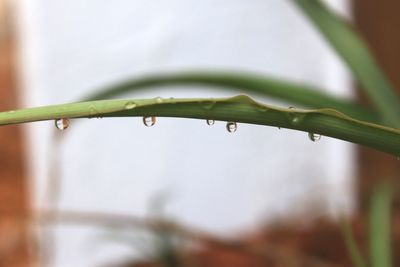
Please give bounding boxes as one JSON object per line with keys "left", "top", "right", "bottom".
{"left": 0, "top": 0, "right": 399, "bottom": 266}
{"left": 353, "top": 0, "right": 400, "bottom": 209}
{"left": 0, "top": 0, "right": 31, "bottom": 266}
{"left": 108, "top": 219, "right": 366, "bottom": 267}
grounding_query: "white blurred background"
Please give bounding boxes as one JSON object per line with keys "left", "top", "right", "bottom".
{"left": 14, "top": 0, "right": 354, "bottom": 266}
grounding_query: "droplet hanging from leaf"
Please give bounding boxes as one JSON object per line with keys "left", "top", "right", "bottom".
{"left": 308, "top": 132, "right": 321, "bottom": 142}
{"left": 206, "top": 119, "right": 215, "bottom": 126}
{"left": 226, "top": 122, "right": 237, "bottom": 133}
{"left": 143, "top": 116, "right": 156, "bottom": 127}
{"left": 55, "top": 118, "right": 70, "bottom": 131}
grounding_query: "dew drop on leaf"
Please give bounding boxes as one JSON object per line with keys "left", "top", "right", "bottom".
{"left": 206, "top": 119, "right": 215, "bottom": 126}
{"left": 125, "top": 102, "right": 136, "bottom": 110}
{"left": 226, "top": 122, "right": 237, "bottom": 133}
{"left": 292, "top": 117, "right": 300, "bottom": 124}
{"left": 143, "top": 116, "right": 156, "bottom": 127}
{"left": 308, "top": 132, "right": 321, "bottom": 142}
{"left": 55, "top": 118, "right": 70, "bottom": 131}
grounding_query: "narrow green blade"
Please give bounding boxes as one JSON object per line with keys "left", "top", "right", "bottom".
{"left": 294, "top": 0, "right": 400, "bottom": 128}
{"left": 340, "top": 219, "right": 367, "bottom": 267}
{"left": 0, "top": 95, "right": 399, "bottom": 156}
{"left": 83, "top": 71, "right": 378, "bottom": 123}
{"left": 369, "top": 183, "right": 393, "bottom": 267}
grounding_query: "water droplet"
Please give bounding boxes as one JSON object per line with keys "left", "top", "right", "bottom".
{"left": 288, "top": 107, "right": 302, "bottom": 124}
{"left": 203, "top": 101, "right": 216, "bottom": 110}
{"left": 125, "top": 102, "right": 136, "bottom": 110}
{"left": 292, "top": 117, "right": 300, "bottom": 124}
{"left": 55, "top": 118, "right": 70, "bottom": 131}
{"left": 143, "top": 116, "right": 156, "bottom": 127}
{"left": 308, "top": 132, "right": 321, "bottom": 142}
{"left": 290, "top": 113, "right": 306, "bottom": 125}
{"left": 226, "top": 122, "right": 237, "bottom": 133}
{"left": 206, "top": 119, "right": 215, "bottom": 126}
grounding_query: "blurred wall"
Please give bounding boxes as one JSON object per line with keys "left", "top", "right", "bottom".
{"left": 353, "top": 0, "right": 400, "bottom": 208}
{"left": 15, "top": 0, "right": 354, "bottom": 266}
{"left": 0, "top": 0, "right": 30, "bottom": 266}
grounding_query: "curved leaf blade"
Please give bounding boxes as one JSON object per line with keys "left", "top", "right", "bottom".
{"left": 0, "top": 95, "right": 398, "bottom": 156}
{"left": 294, "top": 0, "right": 400, "bottom": 128}
{"left": 83, "top": 71, "right": 378, "bottom": 123}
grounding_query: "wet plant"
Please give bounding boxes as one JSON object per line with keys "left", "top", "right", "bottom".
{"left": 0, "top": 1, "right": 398, "bottom": 266}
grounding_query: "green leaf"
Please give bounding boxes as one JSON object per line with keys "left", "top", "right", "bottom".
{"left": 369, "top": 183, "right": 393, "bottom": 267}
{"left": 294, "top": 0, "right": 400, "bottom": 128}
{"left": 340, "top": 219, "right": 367, "bottom": 267}
{"left": 0, "top": 95, "right": 399, "bottom": 156}
{"left": 83, "top": 71, "right": 378, "bottom": 123}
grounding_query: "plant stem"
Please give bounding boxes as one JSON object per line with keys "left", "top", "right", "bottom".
{"left": 0, "top": 95, "right": 398, "bottom": 156}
